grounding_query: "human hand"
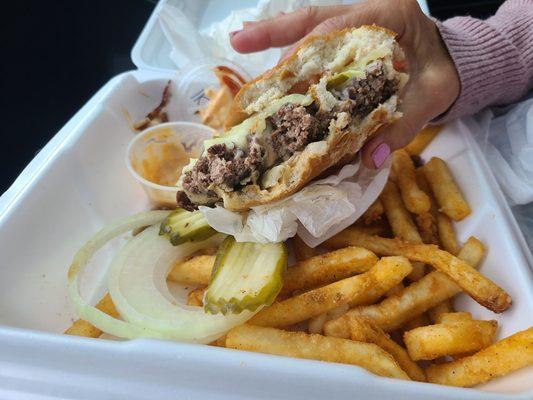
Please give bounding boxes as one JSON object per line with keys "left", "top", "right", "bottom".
{"left": 230, "top": 0, "right": 460, "bottom": 168}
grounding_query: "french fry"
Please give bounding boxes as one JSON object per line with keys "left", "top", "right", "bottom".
{"left": 415, "top": 212, "right": 439, "bottom": 245}
{"left": 65, "top": 293, "right": 119, "bottom": 337}
{"left": 386, "top": 282, "right": 404, "bottom": 297}
{"left": 427, "top": 237, "right": 484, "bottom": 322}
{"left": 423, "top": 157, "right": 471, "bottom": 221}
{"left": 323, "top": 233, "right": 491, "bottom": 338}
{"left": 456, "top": 236, "right": 485, "bottom": 267}
{"left": 167, "top": 255, "right": 215, "bottom": 286}
{"left": 308, "top": 313, "right": 329, "bottom": 334}
{"left": 426, "top": 327, "right": 533, "bottom": 387}
{"left": 413, "top": 169, "right": 440, "bottom": 245}
{"left": 436, "top": 312, "right": 472, "bottom": 324}
{"left": 401, "top": 313, "right": 431, "bottom": 332}
{"left": 308, "top": 305, "right": 350, "bottom": 334}
{"left": 282, "top": 247, "right": 378, "bottom": 294}
{"left": 250, "top": 257, "right": 412, "bottom": 328}
{"left": 437, "top": 213, "right": 460, "bottom": 255}
{"left": 226, "top": 325, "right": 410, "bottom": 380}
{"left": 292, "top": 235, "right": 317, "bottom": 262}
{"left": 427, "top": 300, "right": 454, "bottom": 324}
{"left": 404, "top": 320, "right": 498, "bottom": 361}
{"left": 362, "top": 199, "right": 384, "bottom": 225}
{"left": 209, "top": 335, "right": 227, "bottom": 347}
{"left": 349, "top": 316, "right": 426, "bottom": 381}
{"left": 323, "top": 229, "right": 510, "bottom": 313}
{"left": 324, "top": 272, "right": 468, "bottom": 338}
{"left": 404, "top": 125, "right": 442, "bottom": 155}
{"left": 380, "top": 181, "right": 425, "bottom": 280}
{"left": 392, "top": 150, "right": 431, "bottom": 214}
{"left": 187, "top": 288, "right": 206, "bottom": 307}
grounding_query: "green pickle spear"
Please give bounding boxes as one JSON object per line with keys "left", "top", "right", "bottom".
{"left": 159, "top": 209, "right": 217, "bottom": 246}
{"left": 204, "top": 237, "right": 287, "bottom": 315}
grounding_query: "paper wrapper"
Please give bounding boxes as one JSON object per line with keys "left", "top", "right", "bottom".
{"left": 200, "top": 158, "right": 390, "bottom": 247}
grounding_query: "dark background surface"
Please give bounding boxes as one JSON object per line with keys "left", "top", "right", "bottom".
{"left": 0, "top": 0, "right": 504, "bottom": 194}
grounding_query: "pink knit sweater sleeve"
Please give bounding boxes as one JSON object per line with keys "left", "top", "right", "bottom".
{"left": 435, "top": 0, "right": 533, "bottom": 122}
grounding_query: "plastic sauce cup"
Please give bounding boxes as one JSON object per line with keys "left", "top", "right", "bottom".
{"left": 126, "top": 121, "right": 214, "bottom": 208}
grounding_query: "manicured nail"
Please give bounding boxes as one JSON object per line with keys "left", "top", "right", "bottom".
{"left": 371, "top": 143, "right": 390, "bottom": 168}
{"left": 229, "top": 30, "right": 242, "bottom": 38}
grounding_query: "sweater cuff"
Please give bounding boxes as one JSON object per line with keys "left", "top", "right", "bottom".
{"left": 434, "top": 17, "right": 527, "bottom": 122}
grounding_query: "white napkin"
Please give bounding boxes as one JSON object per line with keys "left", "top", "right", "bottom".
{"left": 158, "top": 0, "right": 342, "bottom": 76}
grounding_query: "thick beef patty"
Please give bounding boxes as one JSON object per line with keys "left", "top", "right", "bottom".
{"left": 332, "top": 61, "right": 399, "bottom": 118}
{"left": 177, "top": 60, "right": 398, "bottom": 210}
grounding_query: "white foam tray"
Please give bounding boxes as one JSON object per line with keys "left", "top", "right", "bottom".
{"left": 0, "top": 0, "right": 531, "bottom": 399}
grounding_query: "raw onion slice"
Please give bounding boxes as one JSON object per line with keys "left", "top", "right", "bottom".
{"left": 68, "top": 211, "right": 171, "bottom": 339}
{"left": 108, "top": 226, "right": 255, "bottom": 343}
{"left": 68, "top": 211, "right": 258, "bottom": 343}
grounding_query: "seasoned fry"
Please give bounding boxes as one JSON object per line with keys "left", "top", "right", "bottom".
{"left": 415, "top": 212, "right": 439, "bottom": 245}
{"left": 380, "top": 181, "right": 422, "bottom": 244}
{"left": 413, "top": 169, "right": 440, "bottom": 245}
{"left": 386, "top": 282, "right": 404, "bottom": 297}
{"left": 401, "top": 313, "right": 430, "bottom": 332}
{"left": 404, "top": 319, "right": 498, "bottom": 360}
{"left": 437, "top": 213, "right": 459, "bottom": 255}
{"left": 426, "top": 327, "right": 533, "bottom": 387}
{"left": 362, "top": 199, "right": 384, "bottom": 225}
{"left": 324, "top": 271, "right": 465, "bottom": 338}
{"left": 423, "top": 157, "right": 471, "bottom": 221}
{"left": 308, "top": 313, "right": 329, "bottom": 334}
{"left": 167, "top": 255, "right": 215, "bottom": 286}
{"left": 292, "top": 235, "right": 317, "bottom": 262}
{"left": 436, "top": 312, "right": 472, "bottom": 324}
{"left": 65, "top": 293, "right": 119, "bottom": 337}
{"left": 323, "top": 229, "right": 510, "bottom": 313}
{"left": 380, "top": 181, "right": 425, "bottom": 280}
{"left": 392, "top": 149, "right": 431, "bottom": 214}
{"left": 457, "top": 236, "right": 485, "bottom": 267}
{"left": 427, "top": 300, "right": 454, "bottom": 324}
{"left": 309, "top": 305, "right": 350, "bottom": 334}
{"left": 349, "top": 316, "right": 426, "bottom": 381}
{"left": 250, "top": 257, "right": 412, "bottom": 328}
{"left": 209, "top": 335, "right": 227, "bottom": 347}
{"left": 187, "top": 288, "right": 206, "bottom": 307}
{"left": 404, "top": 125, "right": 442, "bottom": 155}
{"left": 226, "top": 325, "right": 410, "bottom": 380}
{"left": 282, "top": 247, "right": 378, "bottom": 294}
{"left": 427, "top": 237, "right": 484, "bottom": 321}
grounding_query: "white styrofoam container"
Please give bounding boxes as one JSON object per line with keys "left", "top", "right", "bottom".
{"left": 0, "top": 1, "right": 531, "bottom": 399}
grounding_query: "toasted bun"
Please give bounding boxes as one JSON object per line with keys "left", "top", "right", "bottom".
{"left": 225, "top": 25, "right": 405, "bottom": 128}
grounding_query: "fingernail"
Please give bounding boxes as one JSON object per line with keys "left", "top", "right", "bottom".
{"left": 229, "top": 30, "right": 242, "bottom": 38}
{"left": 371, "top": 143, "right": 390, "bottom": 168}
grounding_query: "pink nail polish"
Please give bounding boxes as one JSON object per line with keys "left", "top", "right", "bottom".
{"left": 229, "top": 30, "right": 242, "bottom": 38}
{"left": 371, "top": 143, "right": 390, "bottom": 168}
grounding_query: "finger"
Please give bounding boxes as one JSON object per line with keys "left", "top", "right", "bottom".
{"left": 230, "top": 5, "right": 353, "bottom": 53}
{"left": 361, "top": 118, "right": 422, "bottom": 169}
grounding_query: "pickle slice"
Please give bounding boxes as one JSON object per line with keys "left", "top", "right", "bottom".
{"left": 159, "top": 209, "right": 217, "bottom": 246}
{"left": 204, "top": 237, "right": 287, "bottom": 315}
